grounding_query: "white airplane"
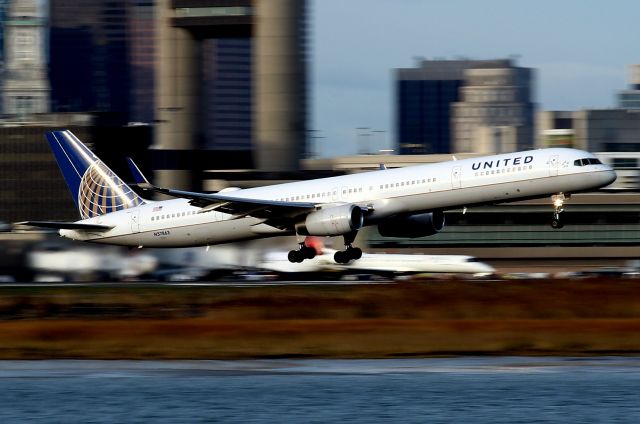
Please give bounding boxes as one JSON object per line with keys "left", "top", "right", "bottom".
{"left": 260, "top": 242, "right": 495, "bottom": 275}
{"left": 22, "top": 130, "right": 616, "bottom": 264}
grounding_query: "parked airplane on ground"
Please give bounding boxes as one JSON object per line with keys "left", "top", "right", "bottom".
{"left": 21, "top": 130, "right": 616, "bottom": 263}
{"left": 260, "top": 239, "right": 495, "bottom": 275}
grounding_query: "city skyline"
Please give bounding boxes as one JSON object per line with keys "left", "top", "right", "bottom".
{"left": 313, "top": 0, "right": 640, "bottom": 157}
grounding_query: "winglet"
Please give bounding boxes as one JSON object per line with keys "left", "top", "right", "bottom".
{"left": 126, "top": 157, "right": 153, "bottom": 189}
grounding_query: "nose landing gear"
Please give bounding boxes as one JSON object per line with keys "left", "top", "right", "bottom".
{"left": 550, "top": 193, "right": 567, "bottom": 229}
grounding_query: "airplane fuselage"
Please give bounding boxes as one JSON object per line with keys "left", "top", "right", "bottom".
{"left": 60, "top": 148, "right": 616, "bottom": 247}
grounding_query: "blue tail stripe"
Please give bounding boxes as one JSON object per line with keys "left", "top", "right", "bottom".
{"left": 46, "top": 130, "right": 145, "bottom": 219}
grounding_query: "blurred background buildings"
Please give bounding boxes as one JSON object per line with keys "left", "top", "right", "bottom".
{"left": 0, "top": 0, "right": 637, "bottom": 280}
{"left": 395, "top": 58, "right": 535, "bottom": 155}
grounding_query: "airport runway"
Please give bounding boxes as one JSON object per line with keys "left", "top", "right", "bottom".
{"left": 0, "top": 279, "right": 396, "bottom": 288}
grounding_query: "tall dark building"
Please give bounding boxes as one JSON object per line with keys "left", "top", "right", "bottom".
{"left": 48, "top": 0, "right": 154, "bottom": 124}
{"left": 395, "top": 59, "right": 529, "bottom": 154}
{"left": 201, "top": 38, "right": 253, "bottom": 151}
{"left": 0, "top": 0, "right": 10, "bottom": 62}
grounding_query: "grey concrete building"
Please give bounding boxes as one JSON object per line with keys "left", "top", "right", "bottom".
{"left": 2, "top": 0, "right": 50, "bottom": 116}
{"left": 537, "top": 110, "right": 575, "bottom": 148}
{"left": 617, "top": 64, "right": 640, "bottom": 109}
{"left": 452, "top": 63, "right": 535, "bottom": 153}
{"left": 573, "top": 108, "right": 640, "bottom": 152}
{"left": 395, "top": 59, "right": 513, "bottom": 154}
{"left": 154, "top": 0, "right": 308, "bottom": 191}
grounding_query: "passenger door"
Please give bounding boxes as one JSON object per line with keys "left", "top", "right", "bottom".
{"left": 129, "top": 209, "right": 140, "bottom": 233}
{"left": 451, "top": 166, "right": 462, "bottom": 189}
{"left": 549, "top": 155, "right": 559, "bottom": 176}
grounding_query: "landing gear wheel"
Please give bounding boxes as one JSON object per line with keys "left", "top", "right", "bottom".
{"left": 302, "top": 245, "right": 317, "bottom": 260}
{"left": 334, "top": 250, "right": 350, "bottom": 264}
{"left": 551, "top": 218, "right": 564, "bottom": 229}
{"left": 347, "top": 247, "right": 362, "bottom": 260}
{"left": 288, "top": 250, "right": 304, "bottom": 263}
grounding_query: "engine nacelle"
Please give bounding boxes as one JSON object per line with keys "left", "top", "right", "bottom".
{"left": 378, "top": 211, "right": 445, "bottom": 238}
{"left": 296, "top": 204, "right": 364, "bottom": 236}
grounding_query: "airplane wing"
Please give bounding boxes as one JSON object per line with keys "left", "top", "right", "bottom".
{"left": 17, "top": 221, "right": 115, "bottom": 231}
{"left": 142, "top": 185, "right": 317, "bottom": 220}
{"left": 126, "top": 157, "right": 318, "bottom": 223}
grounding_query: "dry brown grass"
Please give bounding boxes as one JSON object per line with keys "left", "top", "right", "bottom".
{"left": 1, "top": 279, "right": 640, "bottom": 358}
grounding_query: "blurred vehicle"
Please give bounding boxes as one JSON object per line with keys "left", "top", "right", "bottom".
{"left": 27, "top": 243, "right": 158, "bottom": 281}
{"left": 260, "top": 238, "right": 495, "bottom": 276}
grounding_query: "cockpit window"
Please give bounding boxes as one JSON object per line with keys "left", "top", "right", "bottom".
{"left": 574, "top": 158, "right": 603, "bottom": 166}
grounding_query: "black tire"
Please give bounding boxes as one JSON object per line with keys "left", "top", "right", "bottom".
{"left": 348, "top": 247, "right": 362, "bottom": 260}
{"left": 288, "top": 250, "right": 301, "bottom": 263}
{"left": 551, "top": 219, "right": 564, "bottom": 229}
{"left": 334, "top": 251, "right": 349, "bottom": 264}
{"left": 303, "top": 246, "right": 316, "bottom": 259}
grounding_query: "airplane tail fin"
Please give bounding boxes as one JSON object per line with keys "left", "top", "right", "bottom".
{"left": 46, "top": 130, "right": 146, "bottom": 219}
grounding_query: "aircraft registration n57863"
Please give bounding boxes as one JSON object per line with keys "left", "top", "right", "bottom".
{"left": 21, "top": 130, "right": 616, "bottom": 264}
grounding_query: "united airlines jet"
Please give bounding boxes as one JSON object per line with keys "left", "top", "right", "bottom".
{"left": 21, "top": 130, "right": 616, "bottom": 264}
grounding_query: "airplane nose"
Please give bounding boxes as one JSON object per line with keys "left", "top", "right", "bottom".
{"left": 604, "top": 169, "right": 617, "bottom": 186}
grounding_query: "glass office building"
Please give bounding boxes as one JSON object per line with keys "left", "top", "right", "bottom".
{"left": 48, "top": 0, "right": 154, "bottom": 124}
{"left": 395, "top": 59, "right": 534, "bottom": 154}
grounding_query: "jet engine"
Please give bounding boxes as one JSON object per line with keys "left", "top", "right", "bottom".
{"left": 296, "top": 204, "right": 364, "bottom": 236}
{"left": 378, "top": 211, "right": 445, "bottom": 238}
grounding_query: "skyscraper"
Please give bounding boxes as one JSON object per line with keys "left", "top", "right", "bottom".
{"left": 48, "top": 0, "right": 154, "bottom": 124}
{"left": 395, "top": 59, "right": 534, "bottom": 154}
{"left": 2, "top": 0, "right": 50, "bottom": 116}
{"left": 618, "top": 64, "right": 640, "bottom": 110}
{"left": 201, "top": 38, "right": 253, "bottom": 151}
{"left": 452, "top": 63, "right": 534, "bottom": 153}
{"left": 0, "top": 0, "right": 10, "bottom": 62}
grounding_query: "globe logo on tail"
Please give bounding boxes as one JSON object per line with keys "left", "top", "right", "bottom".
{"left": 78, "top": 161, "right": 145, "bottom": 219}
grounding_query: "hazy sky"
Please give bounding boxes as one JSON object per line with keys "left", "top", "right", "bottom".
{"left": 312, "top": 0, "right": 640, "bottom": 157}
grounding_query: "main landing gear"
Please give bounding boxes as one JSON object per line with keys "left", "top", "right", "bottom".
{"left": 333, "top": 231, "right": 362, "bottom": 264}
{"left": 550, "top": 193, "right": 568, "bottom": 229}
{"left": 288, "top": 242, "right": 317, "bottom": 263}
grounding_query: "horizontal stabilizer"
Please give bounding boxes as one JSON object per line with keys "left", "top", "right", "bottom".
{"left": 17, "top": 221, "right": 114, "bottom": 231}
